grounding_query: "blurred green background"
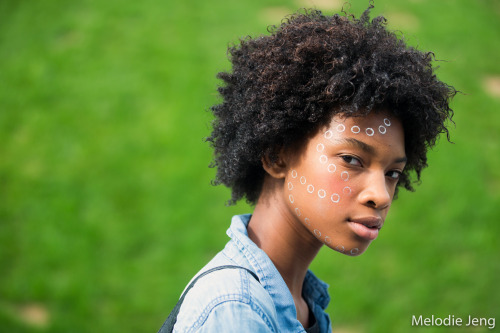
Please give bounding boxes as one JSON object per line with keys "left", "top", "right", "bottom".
{"left": 1, "top": 0, "right": 499, "bottom": 332}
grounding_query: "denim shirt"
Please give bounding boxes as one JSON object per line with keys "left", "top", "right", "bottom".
{"left": 171, "top": 214, "right": 332, "bottom": 333}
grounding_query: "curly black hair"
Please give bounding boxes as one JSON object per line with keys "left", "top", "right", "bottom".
{"left": 207, "top": 5, "right": 456, "bottom": 205}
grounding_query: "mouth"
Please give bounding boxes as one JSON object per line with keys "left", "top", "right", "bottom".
{"left": 347, "top": 217, "right": 383, "bottom": 241}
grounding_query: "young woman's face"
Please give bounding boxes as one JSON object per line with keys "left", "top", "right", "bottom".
{"left": 284, "top": 111, "right": 406, "bottom": 255}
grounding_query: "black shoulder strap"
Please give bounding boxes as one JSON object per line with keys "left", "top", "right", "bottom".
{"left": 157, "top": 265, "right": 260, "bottom": 333}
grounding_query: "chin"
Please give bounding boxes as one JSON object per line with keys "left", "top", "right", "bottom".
{"left": 329, "top": 243, "right": 369, "bottom": 256}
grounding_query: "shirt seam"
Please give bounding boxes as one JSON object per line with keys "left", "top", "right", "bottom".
{"left": 184, "top": 297, "right": 276, "bottom": 333}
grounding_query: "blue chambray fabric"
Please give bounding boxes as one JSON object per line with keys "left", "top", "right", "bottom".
{"left": 171, "top": 214, "right": 332, "bottom": 333}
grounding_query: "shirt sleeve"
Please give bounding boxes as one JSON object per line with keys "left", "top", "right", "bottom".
{"left": 182, "top": 300, "right": 278, "bottom": 333}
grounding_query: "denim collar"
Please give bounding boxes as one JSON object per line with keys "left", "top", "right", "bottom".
{"left": 227, "top": 214, "right": 331, "bottom": 329}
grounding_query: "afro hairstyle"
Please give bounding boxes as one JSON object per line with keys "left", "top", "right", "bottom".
{"left": 206, "top": 5, "right": 456, "bottom": 205}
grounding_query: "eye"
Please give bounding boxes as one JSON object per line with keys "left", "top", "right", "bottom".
{"left": 341, "top": 155, "right": 362, "bottom": 167}
{"left": 386, "top": 170, "right": 402, "bottom": 180}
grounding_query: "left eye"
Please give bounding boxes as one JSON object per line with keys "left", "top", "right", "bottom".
{"left": 341, "top": 155, "right": 362, "bottom": 166}
{"left": 386, "top": 170, "right": 402, "bottom": 180}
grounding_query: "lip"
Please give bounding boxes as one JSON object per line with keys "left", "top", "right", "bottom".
{"left": 347, "top": 217, "right": 383, "bottom": 241}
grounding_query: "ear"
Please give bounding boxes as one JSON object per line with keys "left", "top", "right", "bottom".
{"left": 261, "top": 149, "right": 288, "bottom": 179}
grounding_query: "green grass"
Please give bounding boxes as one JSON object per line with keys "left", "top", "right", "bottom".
{"left": 0, "top": 0, "right": 499, "bottom": 332}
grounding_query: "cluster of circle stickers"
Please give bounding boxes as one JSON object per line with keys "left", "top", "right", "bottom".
{"left": 285, "top": 118, "right": 392, "bottom": 255}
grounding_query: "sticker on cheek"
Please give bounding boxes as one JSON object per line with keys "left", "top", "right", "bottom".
{"left": 319, "top": 155, "right": 328, "bottom": 164}
{"left": 327, "top": 163, "right": 336, "bottom": 173}
{"left": 343, "top": 186, "right": 351, "bottom": 194}
{"left": 349, "top": 248, "right": 359, "bottom": 255}
{"left": 324, "top": 236, "right": 332, "bottom": 244}
{"left": 300, "top": 176, "right": 307, "bottom": 185}
{"left": 324, "top": 130, "right": 333, "bottom": 139}
{"left": 288, "top": 182, "right": 293, "bottom": 190}
{"left": 330, "top": 193, "right": 340, "bottom": 203}
{"left": 314, "top": 229, "right": 322, "bottom": 237}
{"left": 341, "top": 171, "right": 349, "bottom": 181}
{"left": 295, "top": 208, "right": 301, "bottom": 216}
{"left": 378, "top": 125, "right": 386, "bottom": 134}
{"left": 336, "top": 124, "right": 345, "bottom": 132}
{"left": 365, "top": 128, "right": 375, "bottom": 136}
{"left": 289, "top": 194, "right": 294, "bottom": 203}
{"left": 316, "top": 143, "right": 325, "bottom": 152}
{"left": 291, "top": 170, "right": 298, "bottom": 178}
{"left": 307, "top": 184, "right": 314, "bottom": 193}
{"left": 304, "top": 218, "right": 311, "bottom": 226}
{"left": 318, "top": 189, "right": 326, "bottom": 198}
{"left": 384, "top": 118, "right": 391, "bottom": 126}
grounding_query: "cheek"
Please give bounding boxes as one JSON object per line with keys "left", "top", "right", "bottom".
{"left": 313, "top": 162, "right": 358, "bottom": 210}
{"left": 287, "top": 165, "right": 365, "bottom": 255}
{"left": 315, "top": 145, "right": 357, "bottom": 207}
{"left": 325, "top": 170, "right": 354, "bottom": 206}
{"left": 286, "top": 162, "right": 357, "bottom": 220}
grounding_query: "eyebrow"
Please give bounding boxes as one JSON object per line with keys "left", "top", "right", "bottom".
{"left": 335, "top": 137, "right": 408, "bottom": 164}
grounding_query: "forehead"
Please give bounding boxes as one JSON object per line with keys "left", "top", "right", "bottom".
{"left": 330, "top": 111, "right": 394, "bottom": 133}
{"left": 314, "top": 111, "right": 406, "bottom": 155}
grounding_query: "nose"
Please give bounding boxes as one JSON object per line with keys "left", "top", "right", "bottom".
{"left": 357, "top": 171, "right": 392, "bottom": 210}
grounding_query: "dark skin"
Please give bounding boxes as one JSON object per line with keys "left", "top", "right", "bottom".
{"left": 208, "top": 8, "right": 455, "bottom": 207}
{"left": 205, "top": 7, "right": 454, "bottom": 331}
{"left": 248, "top": 175, "right": 320, "bottom": 327}
{"left": 248, "top": 111, "right": 406, "bottom": 328}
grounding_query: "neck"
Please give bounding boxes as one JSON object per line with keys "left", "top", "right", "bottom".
{"left": 248, "top": 176, "right": 323, "bottom": 300}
